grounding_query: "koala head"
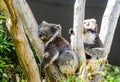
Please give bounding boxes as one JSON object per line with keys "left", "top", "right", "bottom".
{"left": 38, "top": 21, "right": 61, "bottom": 43}
{"left": 83, "top": 18, "right": 98, "bottom": 34}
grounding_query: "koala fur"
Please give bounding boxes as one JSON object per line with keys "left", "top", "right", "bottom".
{"left": 83, "top": 18, "right": 103, "bottom": 59}
{"left": 38, "top": 21, "right": 78, "bottom": 76}
{"left": 83, "top": 18, "right": 103, "bottom": 49}
{"left": 69, "top": 18, "right": 103, "bottom": 59}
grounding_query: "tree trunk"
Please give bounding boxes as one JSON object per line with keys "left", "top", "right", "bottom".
{"left": 45, "top": 64, "right": 64, "bottom": 82}
{"left": 11, "top": 0, "right": 44, "bottom": 61}
{"left": 71, "top": 0, "right": 86, "bottom": 77}
{"left": 0, "top": 0, "right": 41, "bottom": 82}
{"left": 99, "top": 0, "right": 120, "bottom": 59}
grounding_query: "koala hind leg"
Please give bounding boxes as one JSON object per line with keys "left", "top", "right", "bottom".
{"left": 41, "top": 50, "right": 59, "bottom": 78}
{"left": 56, "top": 50, "right": 78, "bottom": 75}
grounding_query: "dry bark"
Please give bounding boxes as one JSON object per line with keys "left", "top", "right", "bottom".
{"left": 71, "top": 0, "right": 86, "bottom": 77}
{"left": 0, "top": 0, "right": 41, "bottom": 82}
{"left": 99, "top": 0, "right": 120, "bottom": 59}
{"left": 11, "top": 0, "right": 44, "bottom": 61}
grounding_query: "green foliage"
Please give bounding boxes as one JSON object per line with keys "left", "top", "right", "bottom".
{"left": 63, "top": 76, "right": 86, "bottom": 82}
{"left": 103, "top": 64, "right": 120, "bottom": 82}
{"left": 61, "top": 64, "right": 120, "bottom": 82}
{"left": 0, "top": 13, "right": 13, "bottom": 55}
{"left": 0, "top": 27, "right": 14, "bottom": 54}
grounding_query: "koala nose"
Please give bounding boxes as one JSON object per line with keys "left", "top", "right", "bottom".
{"left": 39, "top": 32, "right": 43, "bottom": 37}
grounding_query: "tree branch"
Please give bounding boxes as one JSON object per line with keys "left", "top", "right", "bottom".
{"left": 0, "top": 0, "right": 41, "bottom": 82}
{"left": 99, "top": 0, "right": 120, "bottom": 58}
{"left": 11, "top": 0, "right": 44, "bottom": 61}
{"left": 71, "top": 0, "right": 86, "bottom": 75}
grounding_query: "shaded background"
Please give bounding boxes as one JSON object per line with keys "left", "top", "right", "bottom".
{"left": 27, "top": 0, "right": 120, "bottom": 66}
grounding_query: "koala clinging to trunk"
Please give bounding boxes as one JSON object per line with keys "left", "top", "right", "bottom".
{"left": 83, "top": 18, "right": 103, "bottom": 59}
{"left": 69, "top": 18, "right": 103, "bottom": 59}
{"left": 38, "top": 21, "right": 78, "bottom": 77}
{"left": 83, "top": 18, "right": 103, "bottom": 49}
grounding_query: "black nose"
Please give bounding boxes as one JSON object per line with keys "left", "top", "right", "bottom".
{"left": 87, "top": 29, "right": 96, "bottom": 33}
{"left": 39, "top": 32, "right": 43, "bottom": 37}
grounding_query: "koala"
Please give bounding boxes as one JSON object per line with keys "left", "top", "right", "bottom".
{"left": 83, "top": 18, "right": 103, "bottom": 49}
{"left": 38, "top": 21, "right": 78, "bottom": 77}
{"left": 83, "top": 18, "right": 103, "bottom": 59}
{"left": 69, "top": 18, "right": 103, "bottom": 59}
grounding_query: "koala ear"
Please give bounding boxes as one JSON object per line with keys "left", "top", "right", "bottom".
{"left": 69, "top": 28, "right": 74, "bottom": 35}
{"left": 91, "top": 18, "right": 96, "bottom": 23}
{"left": 56, "top": 24, "right": 62, "bottom": 30}
{"left": 42, "top": 21, "right": 48, "bottom": 24}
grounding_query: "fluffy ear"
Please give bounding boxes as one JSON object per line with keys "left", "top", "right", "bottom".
{"left": 56, "top": 24, "right": 62, "bottom": 30}
{"left": 91, "top": 18, "right": 98, "bottom": 32}
{"left": 91, "top": 18, "right": 96, "bottom": 23}
{"left": 42, "top": 21, "right": 48, "bottom": 24}
{"left": 69, "top": 28, "right": 74, "bottom": 35}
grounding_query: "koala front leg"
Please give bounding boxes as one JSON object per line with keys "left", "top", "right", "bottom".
{"left": 41, "top": 50, "right": 59, "bottom": 78}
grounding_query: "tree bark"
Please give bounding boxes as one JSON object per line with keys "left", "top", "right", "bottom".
{"left": 71, "top": 0, "right": 86, "bottom": 76}
{"left": 99, "top": 0, "right": 120, "bottom": 59}
{"left": 0, "top": 0, "right": 41, "bottom": 82}
{"left": 11, "top": 0, "right": 44, "bottom": 61}
{"left": 45, "top": 64, "right": 64, "bottom": 82}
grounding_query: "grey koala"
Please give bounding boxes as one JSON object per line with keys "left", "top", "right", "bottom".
{"left": 38, "top": 21, "right": 78, "bottom": 77}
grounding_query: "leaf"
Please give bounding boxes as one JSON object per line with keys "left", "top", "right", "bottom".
{"left": 0, "top": 15, "right": 5, "bottom": 19}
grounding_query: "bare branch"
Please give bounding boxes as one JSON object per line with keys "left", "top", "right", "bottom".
{"left": 99, "top": 0, "right": 120, "bottom": 58}
{"left": 71, "top": 0, "right": 86, "bottom": 67}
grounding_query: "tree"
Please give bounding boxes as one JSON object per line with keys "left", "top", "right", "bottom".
{"left": 0, "top": 0, "right": 120, "bottom": 82}
{"left": 0, "top": 0, "right": 42, "bottom": 82}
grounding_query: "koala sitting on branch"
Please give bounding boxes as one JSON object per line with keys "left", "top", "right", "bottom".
{"left": 38, "top": 21, "right": 78, "bottom": 77}
{"left": 83, "top": 18, "right": 103, "bottom": 49}
{"left": 83, "top": 18, "right": 103, "bottom": 59}
{"left": 69, "top": 18, "right": 103, "bottom": 59}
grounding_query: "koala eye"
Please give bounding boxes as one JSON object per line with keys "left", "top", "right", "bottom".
{"left": 51, "top": 27, "right": 57, "bottom": 34}
{"left": 39, "top": 32, "right": 43, "bottom": 37}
